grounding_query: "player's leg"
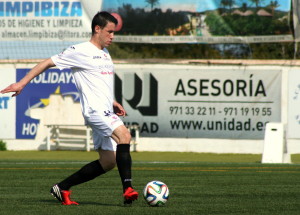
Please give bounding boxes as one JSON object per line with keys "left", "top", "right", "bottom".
{"left": 112, "top": 125, "right": 139, "bottom": 204}
{"left": 51, "top": 150, "right": 116, "bottom": 205}
{"left": 50, "top": 157, "right": 107, "bottom": 205}
{"left": 57, "top": 160, "right": 106, "bottom": 190}
{"left": 50, "top": 125, "right": 115, "bottom": 205}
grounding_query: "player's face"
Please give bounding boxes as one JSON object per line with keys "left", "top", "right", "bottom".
{"left": 98, "top": 22, "right": 116, "bottom": 48}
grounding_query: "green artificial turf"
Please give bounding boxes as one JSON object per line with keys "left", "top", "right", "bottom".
{"left": 0, "top": 151, "right": 299, "bottom": 215}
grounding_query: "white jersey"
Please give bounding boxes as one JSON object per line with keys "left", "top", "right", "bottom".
{"left": 51, "top": 42, "right": 115, "bottom": 117}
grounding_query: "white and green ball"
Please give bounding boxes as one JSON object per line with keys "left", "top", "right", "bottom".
{"left": 143, "top": 181, "right": 169, "bottom": 206}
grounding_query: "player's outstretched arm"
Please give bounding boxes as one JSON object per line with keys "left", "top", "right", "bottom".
{"left": 113, "top": 101, "right": 126, "bottom": 117}
{"left": 0, "top": 58, "right": 55, "bottom": 97}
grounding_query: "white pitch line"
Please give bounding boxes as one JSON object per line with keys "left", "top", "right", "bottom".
{"left": 0, "top": 161, "right": 192, "bottom": 165}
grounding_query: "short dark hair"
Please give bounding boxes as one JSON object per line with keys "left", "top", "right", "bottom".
{"left": 91, "top": 11, "right": 118, "bottom": 35}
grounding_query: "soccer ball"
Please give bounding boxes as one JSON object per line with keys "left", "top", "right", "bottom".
{"left": 143, "top": 181, "right": 169, "bottom": 206}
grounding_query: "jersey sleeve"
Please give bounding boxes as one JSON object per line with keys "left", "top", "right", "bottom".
{"left": 51, "top": 45, "right": 83, "bottom": 70}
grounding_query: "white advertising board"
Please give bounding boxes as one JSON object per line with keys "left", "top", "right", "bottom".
{"left": 116, "top": 66, "right": 281, "bottom": 139}
{"left": 0, "top": 0, "right": 102, "bottom": 41}
{"left": 0, "top": 67, "right": 16, "bottom": 138}
{"left": 288, "top": 69, "right": 300, "bottom": 138}
{"left": 0, "top": 0, "right": 293, "bottom": 43}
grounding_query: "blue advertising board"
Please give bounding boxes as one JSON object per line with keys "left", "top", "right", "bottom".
{"left": 16, "top": 68, "right": 78, "bottom": 139}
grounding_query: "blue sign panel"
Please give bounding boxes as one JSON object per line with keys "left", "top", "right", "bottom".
{"left": 16, "top": 68, "right": 78, "bottom": 139}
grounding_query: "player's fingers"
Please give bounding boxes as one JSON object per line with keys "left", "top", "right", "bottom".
{"left": 1, "top": 84, "right": 22, "bottom": 96}
{"left": 116, "top": 111, "right": 125, "bottom": 116}
{"left": 0, "top": 87, "right": 12, "bottom": 94}
{"left": 119, "top": 109, "right": 126, "bottom": 116}
{"left": 1, "top": 87, "right": 20, "bottom": 97}
{"left": 12, "top": 91, "right": 20, "bottom": 97}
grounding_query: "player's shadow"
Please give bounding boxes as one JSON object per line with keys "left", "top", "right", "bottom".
{"left": 40, "top": 199, "right": 117, "bottom": 207}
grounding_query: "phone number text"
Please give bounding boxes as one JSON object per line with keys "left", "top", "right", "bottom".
{"left": 169, "top": 106, "right": 272, "bottom": 116}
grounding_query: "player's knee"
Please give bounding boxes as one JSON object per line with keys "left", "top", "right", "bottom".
{"left": 113, "top": 125, "right": 131, "bottom": 143}
{"left": 120, "top": 130, "right": 131, "bottom": 143}
{"left": 106, "top": 161, "right": 116, "bottom": 171}
{"left": 116, "top": 131, "right": 131, "bottom": 144}
{"left": 100, "top": 159, "right": 116, "bottom": 171}
{"left": 123, "top": 131, "right": 131, "bottom": 143}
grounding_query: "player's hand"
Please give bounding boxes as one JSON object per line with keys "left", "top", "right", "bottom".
{"left": 0, "top": 83, "right": 24, "bottom": 97}
{"left": 113, "top": 101, "right": 126, "bottom": 117}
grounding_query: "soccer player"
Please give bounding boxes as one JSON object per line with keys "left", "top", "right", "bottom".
{"left": 0, "top": 11, "right": 138, "bottom": 206}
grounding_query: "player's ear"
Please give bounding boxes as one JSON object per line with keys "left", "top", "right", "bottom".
{"left": 94, "top": 25, "right": 101, "bottom": 33}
